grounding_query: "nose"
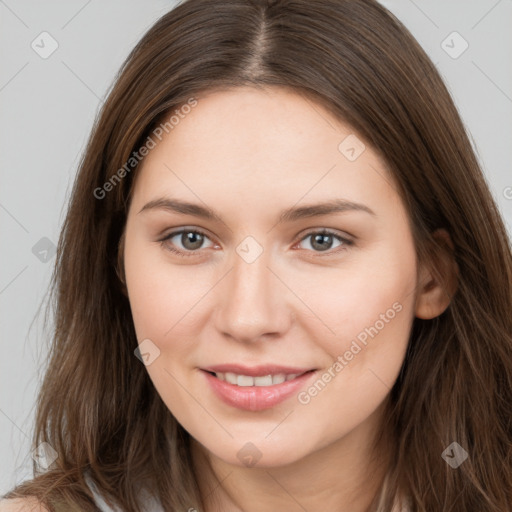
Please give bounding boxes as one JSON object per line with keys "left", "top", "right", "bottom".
{"left": 214, "top": 247, "right": 292, "bottom": 344}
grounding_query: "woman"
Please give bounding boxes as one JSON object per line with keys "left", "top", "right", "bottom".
{"left": 2, "top": 0, "right": 511, "bottom": 511}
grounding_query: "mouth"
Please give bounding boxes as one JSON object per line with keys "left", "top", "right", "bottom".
{"left": 200, "top": 365, "right": 317, "bottom": 411}
{"left": 204, "top": 370, "right": 314, "bottom": 387}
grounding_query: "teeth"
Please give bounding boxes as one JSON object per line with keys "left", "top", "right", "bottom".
{"left": 237, "top": 374, "right": 254, "bottom": 387}
{"left": 214, "top": 372, "right": 302, "bottom": 386}
{"left": 254, "top": 375, "right": 273, "bottom": 386}
{"left": 225, "top": 372, "right": 237, "bottom": 385}
{"left": 272, "top": 373, "right": 286, "bottom": 384}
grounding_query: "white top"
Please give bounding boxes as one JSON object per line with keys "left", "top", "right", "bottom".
{"left": 84, "top": 472, "right": 164, "bottom": 512}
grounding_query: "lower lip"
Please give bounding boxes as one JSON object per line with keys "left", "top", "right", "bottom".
{"left": 201, "top": 370, "right": 316, "bottom": 411}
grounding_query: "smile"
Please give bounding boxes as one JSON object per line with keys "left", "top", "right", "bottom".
{"left": 212, "top": 372, "right": 305, "bottom": 386}
{"left": 201, "top": 367, "right": 317, "bottom": 411}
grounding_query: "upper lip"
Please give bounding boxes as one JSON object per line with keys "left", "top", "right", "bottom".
{"left": 201, "top": 364, "right": 315, "bottom": 377}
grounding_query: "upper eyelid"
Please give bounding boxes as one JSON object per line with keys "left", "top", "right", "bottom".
{"left": 161, "top": 228, "right": 215, "bottom": 244}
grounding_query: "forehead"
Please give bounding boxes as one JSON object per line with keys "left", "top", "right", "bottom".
{"left": 152, "top": 85, "right": 351, "bottom": 163}
{"left": 130, "top": 86, "right": 401, "bottom": 224}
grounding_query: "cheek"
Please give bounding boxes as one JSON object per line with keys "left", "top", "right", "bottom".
{"left": 124, "top": 235, "right": 210, "bottom": 343}
{"left": 289, "top": 251, "right": 416, "bottom": 445}
{"left": 322, "top": 271, "right": 414, "bottom": 359}
{"left": 297, "top": 236, "right": 417, "bottom": 379}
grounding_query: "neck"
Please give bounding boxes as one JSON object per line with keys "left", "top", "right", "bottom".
{"left": 191, "top": 400, "right": 393, "bottom": 512}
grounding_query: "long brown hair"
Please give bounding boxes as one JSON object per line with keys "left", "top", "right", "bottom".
{"left": 3, "top": 0, "right": 511, "bottom": 510}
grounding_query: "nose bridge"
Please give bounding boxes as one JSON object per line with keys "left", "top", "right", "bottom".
{"left": 215, "top": 240, "right": 289, "bottom": 342}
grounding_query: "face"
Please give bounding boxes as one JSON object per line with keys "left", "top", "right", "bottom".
{"left": 123, "top": 86, "right": 419, "bottom": 468}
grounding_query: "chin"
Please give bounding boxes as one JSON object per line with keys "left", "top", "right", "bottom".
{"left": 195, "top": 434, "right": 317, "bottom": 470}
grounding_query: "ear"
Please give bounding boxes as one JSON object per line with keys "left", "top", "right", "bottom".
{"left": 414, "top": 228, "right": 459, "bottom": 320}
{"left": 115, "top": 229, "right": 129, "bottom": 297}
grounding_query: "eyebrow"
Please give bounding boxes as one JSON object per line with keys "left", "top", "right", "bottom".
{"left": 138, "top": 197, "right": 376, "bottom": 224}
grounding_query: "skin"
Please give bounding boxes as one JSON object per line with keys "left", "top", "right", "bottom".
{"left": 122, "top": 86, "right": 454, "bottom": 512}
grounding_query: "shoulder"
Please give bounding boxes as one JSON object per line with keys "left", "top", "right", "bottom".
{"left": 0, "top": 498, "right": 49, "bottom": 512}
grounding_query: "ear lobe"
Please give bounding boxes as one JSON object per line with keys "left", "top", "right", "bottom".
{"left": 415, "top": 229, "right": 459, "bottom": 320}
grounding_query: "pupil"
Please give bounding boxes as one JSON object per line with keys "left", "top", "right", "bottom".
{"left": 312, "top": 234, "right": 332, "bottom": 251}
{"left": 184, "top": 232, "right": 203, "bottom": 250}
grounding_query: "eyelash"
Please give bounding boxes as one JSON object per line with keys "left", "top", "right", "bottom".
{"left": 158, "top": 228, "right": 354, "bottom": 258}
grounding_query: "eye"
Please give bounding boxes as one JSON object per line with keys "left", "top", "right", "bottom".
{"left": 159, "top": 227, "right": 353, "bottom": 258}
{"left": 159, "top": 229, "right": 215, "bottom": 257}
{"left": 295, "top": 229, "right": 353, "bottom": 255}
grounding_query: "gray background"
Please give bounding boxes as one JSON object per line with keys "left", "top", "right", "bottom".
{"left": 1, "top": 0, "right": 511, "bottom": 496}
